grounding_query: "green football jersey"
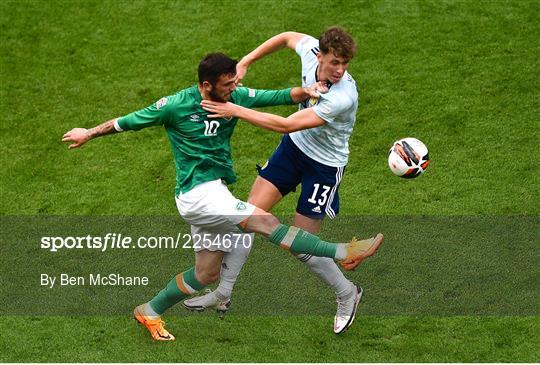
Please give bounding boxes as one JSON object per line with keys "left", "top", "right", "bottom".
{"left": 117, "top": 85, "right": 293, "bottom": 195}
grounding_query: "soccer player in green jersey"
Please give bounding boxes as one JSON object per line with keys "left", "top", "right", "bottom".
{"left": 62, "top": 52, "right": 382, "bottom": 341}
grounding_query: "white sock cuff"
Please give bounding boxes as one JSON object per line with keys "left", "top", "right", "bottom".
{"left": 144, "top": 302, "right": 160, "bottom": 319}
{"left": 214, "top": 288, "right": 231, "bottom": 301}
{"left": 335, "top": 243, "right": 347, "bottom": 260}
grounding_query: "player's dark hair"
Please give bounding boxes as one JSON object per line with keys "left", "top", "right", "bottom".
{"left": 198, "top": 53, "right": 237, "bottom": 85}
{"left": 319, "top": 26, "right": 357, "bottom": 60}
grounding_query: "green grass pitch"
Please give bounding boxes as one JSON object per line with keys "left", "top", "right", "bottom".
{"left": 1, "top": 0, "right": 539, "bottom": 362}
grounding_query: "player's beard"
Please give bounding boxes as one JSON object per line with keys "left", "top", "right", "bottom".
{"left": 209, "top": 88, "right": 228, "bottom": 103}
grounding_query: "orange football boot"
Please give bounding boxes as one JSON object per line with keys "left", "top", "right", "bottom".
{"left": 340, "top": 233, "right": 384, "bottom": 270}
{"left": 133, "top": 304, "right": 175, "bottom": 341}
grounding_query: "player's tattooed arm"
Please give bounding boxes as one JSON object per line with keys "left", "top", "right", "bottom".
{"left": 62, "top": 118, "right": 119, "bottom": 149}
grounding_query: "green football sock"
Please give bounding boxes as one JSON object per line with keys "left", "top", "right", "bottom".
{"left": 148, "top": 267, "right": 205, "bottom": 315}
{"left": 268, "top": 224, "right": 338, "bottom": 258}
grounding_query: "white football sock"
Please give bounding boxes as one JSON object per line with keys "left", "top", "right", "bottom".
{"left": 215, "top": 233, "right": 253, "bottom": 300}
{"left": 144, "top": 302, "right": 160, "bottom": 319}
{"left": 334, "top": 243, "right": 348, "bottom": 260}
{"left": 297, "top": 254, "right": 355, "bottom": 298}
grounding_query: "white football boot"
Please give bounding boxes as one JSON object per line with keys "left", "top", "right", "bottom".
{"left": 183, "top": 289, "right": 231, "bottom": 314}
{"left": 333, "top": 285, "right": 363, "bottom": 334}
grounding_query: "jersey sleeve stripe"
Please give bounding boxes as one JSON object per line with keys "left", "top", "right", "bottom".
{"left": 113, "top": 118, "right": 123, "bottom": 132}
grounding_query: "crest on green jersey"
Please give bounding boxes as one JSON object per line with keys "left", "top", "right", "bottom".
{"left": 155, "top": 97, "right": 168, "bottom": 109}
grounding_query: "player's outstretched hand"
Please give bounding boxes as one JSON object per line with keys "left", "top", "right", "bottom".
{"left": 312, "top": 81, "right": 329, "bottom": 97}
{"left": 303, "top": 81, "right": 329, "bottom": 99}
{"left": 235, "top": 58, "right": 249, "bottom": 86}
{"left": 62, "top": 128, "right": 90, "bottom": 149}
{"left": 201, "top": 100, "right": 241, "bottom": 119}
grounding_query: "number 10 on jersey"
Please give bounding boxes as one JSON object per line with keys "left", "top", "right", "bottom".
{"left": 204, "top": 120, "right": 219, "bottom": 136}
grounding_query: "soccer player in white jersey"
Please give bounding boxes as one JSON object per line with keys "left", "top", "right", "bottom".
{"left": 188, "top": 27, "right": 381, "bottom": 334}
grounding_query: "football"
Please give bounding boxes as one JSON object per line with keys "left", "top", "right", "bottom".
{"left": 388, "top": 138, "right": 430, "bottom": 178}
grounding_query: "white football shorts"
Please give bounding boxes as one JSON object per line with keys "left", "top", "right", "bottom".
{"left": 175, "top": 179, "right": 256, "bottom": 252}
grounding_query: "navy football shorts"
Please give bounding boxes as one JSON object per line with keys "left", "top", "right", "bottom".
{"left": 257, "top": 135, "right": 345, "bottom": 219}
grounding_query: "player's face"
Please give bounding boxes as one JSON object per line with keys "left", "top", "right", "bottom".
{"left": 317, "top": 52, "right": 350, "bottom": 84}
{"left": 208, "top": 73, "right": 237, "bottom": 102}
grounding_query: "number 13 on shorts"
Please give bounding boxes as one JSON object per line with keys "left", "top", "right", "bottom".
{"left": 308, "top": 183, "right": 331, "bottom": 206}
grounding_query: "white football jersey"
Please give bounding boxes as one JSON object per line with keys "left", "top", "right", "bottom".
{"left": 289, "top": 36, "right": 358, "bottom": 167}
